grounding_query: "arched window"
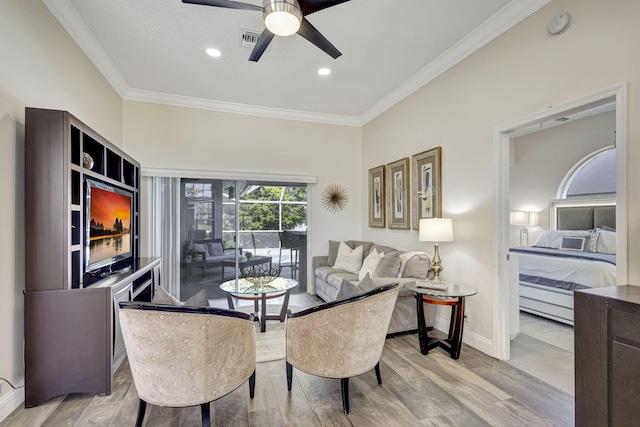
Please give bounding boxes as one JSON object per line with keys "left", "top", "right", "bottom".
{"left": 557, "top": 146, "right": 616, "bottom": 199}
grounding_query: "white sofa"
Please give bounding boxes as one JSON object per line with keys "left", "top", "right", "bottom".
{"left": 312, "top": 240, "right": 435, "bottom": 334}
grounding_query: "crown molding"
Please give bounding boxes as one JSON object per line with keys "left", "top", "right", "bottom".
{"left": 142, "top": 167, "right": 318, "bottom": 184}
{"left": 42, "top": 0, "right": 130, "bottom": 98}
{"left": 44, "top": 0, "right": 549, "bottom": 127}
{"left": 125, "top": 89, "right": 361, "bottom": 127}
{"left": 358, "top": 0, "right": 552, "bottom": 125}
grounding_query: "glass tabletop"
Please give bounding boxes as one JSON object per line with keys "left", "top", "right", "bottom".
{"left": 220, "top": 277, "right": 298, "bottom": 295}
{"left": 404, "top": 281, "right": 477, "bottom": 298}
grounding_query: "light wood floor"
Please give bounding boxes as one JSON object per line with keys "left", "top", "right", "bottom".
{"left": 2, "top": 296, "right": 574, "bottom": 426}
{"left": 1, "top": 338, "right": 574, "bottom": 426}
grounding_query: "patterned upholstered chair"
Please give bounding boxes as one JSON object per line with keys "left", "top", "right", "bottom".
{"left": 285, "top": 283, "right": 399, "bottom": 415}
{"left": 119, "top": 302, "right": 256, "bottom": 427}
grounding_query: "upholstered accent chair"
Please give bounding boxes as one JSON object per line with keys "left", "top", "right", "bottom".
{"left": 285, "top": 283, "right": 399, "bottom": 415}
{"left": 119, "top": 302, "right": 257, "bottom": 427}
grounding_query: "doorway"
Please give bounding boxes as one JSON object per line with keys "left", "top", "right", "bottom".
{"left": 492, "top": 84, "right": 628, "bottom": 360}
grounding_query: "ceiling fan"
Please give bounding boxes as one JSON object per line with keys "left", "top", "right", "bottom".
{"left": 181, "top": 0, "right": 350, "bottom": 62}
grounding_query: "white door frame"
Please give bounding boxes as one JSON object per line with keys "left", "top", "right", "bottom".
{"left": 491, "top": 83, "right": 628, "bottom": 360}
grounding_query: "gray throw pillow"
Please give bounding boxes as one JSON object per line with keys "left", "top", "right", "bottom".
{"left": 336, "top": 278, "right": 362, "bottom": 300}
{"left": 327, "top": 240, "right": 342, "bottom": 266}
{"left": 370, "top": 244, "right": 397, "bottom": 256}
{"left": 153, "top": 287, "right": 209, "bottom": 307}
{"left": 402, "top": 254, "right": 431, "bottom": 279}
{"left": 359, "top": 273, "right": 375, "bottom": 292}
{"left": 207, "top": 242, "right": 224, "bottom": 256}
{"left": 374, "top": 252, "right": 402, "bottom": 278}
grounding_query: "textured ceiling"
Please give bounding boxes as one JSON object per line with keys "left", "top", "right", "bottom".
{"left": 45, "top": 0, "right": 550, "bottom": 125}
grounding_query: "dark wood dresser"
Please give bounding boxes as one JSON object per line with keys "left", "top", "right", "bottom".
{"left": 574, "top": 285, "right": 640, "bottom": 426}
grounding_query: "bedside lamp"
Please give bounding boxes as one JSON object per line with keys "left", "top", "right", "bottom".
{"left": 510, "top": 211, "right": 535, "bottom": 247}
{"left": 419, "top": 218, "right": 454, "bottom": 282}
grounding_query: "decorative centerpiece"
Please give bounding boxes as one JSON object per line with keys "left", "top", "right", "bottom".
{"left": 241, "top": 263, "right": 282, "bottom": 286}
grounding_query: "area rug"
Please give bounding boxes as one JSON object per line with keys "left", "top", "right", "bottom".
{"left": 234, "top": 304, "right": 303, "bottom": 363}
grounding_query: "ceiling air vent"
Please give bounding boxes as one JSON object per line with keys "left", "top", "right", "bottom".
{"left": 241, "top": 29, "right": 261, "bottom": 48}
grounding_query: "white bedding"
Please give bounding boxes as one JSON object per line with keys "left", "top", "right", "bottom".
{"left": 518, "top": 251, "right": 616, "bottom": 289}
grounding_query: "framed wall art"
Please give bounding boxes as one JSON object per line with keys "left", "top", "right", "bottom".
{"left": 368, "top": 165, "right": 385, "bottom": 227}
{"left": 386, "top": 158, "right": 410, "bottom": 229}
{"left": 412, "top": 146, "right": 442, "bottom": 229}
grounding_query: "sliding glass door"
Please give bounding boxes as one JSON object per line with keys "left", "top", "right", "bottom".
{"left": 179, "top": 178, "right": 307, "bottom": 301}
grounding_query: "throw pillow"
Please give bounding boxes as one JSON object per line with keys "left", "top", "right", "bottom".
{"left": 401, "top": 253, "right": 431, "bottom": 279}
{"left": 192, "top": 242, "right": 208, "bottom": 256}
{"left": 358, "top": 248, "right": 384, "bottom": 280}
{"left": 336, "top": 278, "right": 362, "bottom": 300}
{"left": 207, "top": 242, "right": 224, "bottom": 256}
{"left": 333, "top": 241, "right": 364, "bottom": 274}
{"left": 596, "top": 229, "right": 616, "bottom": 254}
{"left": 358, "top": 273, "right": 375, "bottom": 292}
{"left": 374, "top": 251, "right": 402, "bottom": 278}
{"left": 152, "top": 287, "right": 210, "bottom": 307}
{"left": 584, "top": 229, "right": 600, "bottom": 253}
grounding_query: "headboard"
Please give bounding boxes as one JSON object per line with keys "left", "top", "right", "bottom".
{"left": 550, "top": 199, "right": 616, "bottom": 230}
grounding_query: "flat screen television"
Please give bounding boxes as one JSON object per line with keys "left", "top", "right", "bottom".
{"left": 85, "top": 179, "right": 133, "bottom": 274}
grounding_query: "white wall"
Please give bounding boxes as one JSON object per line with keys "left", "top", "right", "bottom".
{"left": 122, "top": 101, "right": 363, "bottom": 290}
{"left": 510, "top": 111, "right": 616, "bottom": 246}
{"left": 361, "top": 0, "right": 640, "bottom": 352}
{"left": 0, "top": 0, "right": 122, "bottom": 415}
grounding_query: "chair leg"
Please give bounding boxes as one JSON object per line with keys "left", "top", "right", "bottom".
{"left": 200, "top": 403, "right": 210, "bottom": 427}
{"left": 375, "top": 362, "right": 382, "bottom": 386}
{"left": 286, "top": 362, "right": 293, "bottom": 391}
{"left": 249, "top": 370, "right": 256, "bottom": 399}
{"left": 341, "top": 378, "right": 350, "bottom": 415}
{"left": 135, "top": 399, "right": 147, "bottom": 427}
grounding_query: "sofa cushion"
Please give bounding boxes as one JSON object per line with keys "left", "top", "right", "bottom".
{"left": 399, "top": 252, "right": 432, "bottom": 279}
{"left": 346, "top": 240, "right": 374, "bottom": 261}
{"left": 207, "top": 242, "right": 224, "bottom": 256}
{"left": 192, "top": 242, "right": 209, "bottom": 255}
{"left": 152, "top": 287, "right": 210, "bottom": 307}
{"left": 334, "top": 242, "right": 363, "bottom": 274}
{"left": 374, "top": 251, "right": 402, "bottom": 278}
{"left": 359, "top": 248, "right": 384, "bottom": 280}
{"left": 326, "top": 271, "right": 359, "bottom": 289}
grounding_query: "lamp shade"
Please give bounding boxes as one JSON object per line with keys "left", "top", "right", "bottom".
{"left": 510, "top": 211, "right": 531, "bottom": 226}
{"left": 264, "top": 0, "right": 302, "bottom": 36}
{"left": 419, "top": 218, "right": 454, "bottom": 242}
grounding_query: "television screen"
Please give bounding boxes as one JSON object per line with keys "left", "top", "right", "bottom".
{"left": 86, "top": 180, "right": 133, "bottom": 272}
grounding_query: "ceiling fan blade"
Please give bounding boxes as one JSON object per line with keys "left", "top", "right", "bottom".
{"left": 181, "top": 0, "right": 262, "bottom": 11}
{"left": 297, "top": 18, "right": 341, "bottom": 59}
{"left": 299, "top": 0, "right": 350, "bottom": 16}
{"left": 249, "top": 29, "right": 275, "bottom": 62}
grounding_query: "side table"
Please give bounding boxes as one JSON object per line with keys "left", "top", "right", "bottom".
{"left": 404, "top": 281, "right": 477, "bottom": 359}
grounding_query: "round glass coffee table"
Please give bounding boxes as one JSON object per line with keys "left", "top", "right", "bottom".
{"left": 404, "top": 281, "right": 477, "bottom": 359}
{"left": 220, "top": 277, "right": 298, "bottom": 332}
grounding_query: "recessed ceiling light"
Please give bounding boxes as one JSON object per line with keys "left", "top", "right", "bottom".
{"left": 206, "top": 48, "right": 221, "bottom": 58}
{"left": 318, "top": 68, "right": 331, "bottom": 76}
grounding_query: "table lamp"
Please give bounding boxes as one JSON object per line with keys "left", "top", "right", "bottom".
{"left": 510, "top": 211, "right": 533, "bottom": 247}
{"left": 419, "top": 218, "right": 454, "bottom": 282}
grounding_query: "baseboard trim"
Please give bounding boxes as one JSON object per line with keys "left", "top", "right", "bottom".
{"left": 0, "top": 388, "right": 25, "bottom": 423}
{"left": 434, "top": 315, "right": 494, "bottom": 357}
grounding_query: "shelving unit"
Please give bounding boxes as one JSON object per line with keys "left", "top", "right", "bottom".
{"left": 24, "top": 108, "right": 159, "bottom": 407}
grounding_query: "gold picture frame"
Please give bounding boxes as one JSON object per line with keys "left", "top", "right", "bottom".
{"left": 368, "top": 165, "right": 385, "bottom": 227}
{"left": 387, "top": 158, "right": 410, "bottom": 229}
{"left": 412, "top": 147, "right": 442, "bottom": 229}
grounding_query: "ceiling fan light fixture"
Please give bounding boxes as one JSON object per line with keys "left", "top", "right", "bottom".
{"left": 263, "top": 0, "right": 302, "bottom": 36}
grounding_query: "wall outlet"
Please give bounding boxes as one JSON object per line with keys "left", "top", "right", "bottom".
{"left": 464, "top": 308, "right": 470, "bottom": 322}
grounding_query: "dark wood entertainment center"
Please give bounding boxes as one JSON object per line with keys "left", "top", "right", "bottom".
{"left": 24, "top": 108, "right": 161, "bottom": 407}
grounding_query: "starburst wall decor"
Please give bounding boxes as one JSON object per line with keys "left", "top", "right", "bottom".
{"left": 322, "top": 184, "right": 349, "bottom": 213}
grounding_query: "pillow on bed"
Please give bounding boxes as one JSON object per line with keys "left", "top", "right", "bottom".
{"left": 560, "top": 236, "right": 586, "bottom": 251}
{"left": 532, "top": 229, "right": 592, "bottom": 249}
{"left": 596, "top": 229, "right": 616, "bottom": 254}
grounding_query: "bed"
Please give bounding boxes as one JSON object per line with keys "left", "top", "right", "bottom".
{"left": 510, "top": 200, "right": 616, "bottom": 325}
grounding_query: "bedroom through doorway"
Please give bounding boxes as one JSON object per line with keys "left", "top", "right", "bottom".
{"left": 493, "top": 84, "right": 628, "bottom": 394}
